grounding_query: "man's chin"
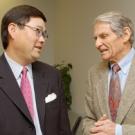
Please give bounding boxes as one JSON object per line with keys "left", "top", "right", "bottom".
{"left": 101, "top": 56, "right": 110, "bottom": 61}
{"left": 31, "top": 55, "right": 40, "bottom": 62}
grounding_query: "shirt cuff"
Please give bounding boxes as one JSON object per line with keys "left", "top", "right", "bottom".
{"left": 115, "top": 124, "right": 122, "bottom": 135}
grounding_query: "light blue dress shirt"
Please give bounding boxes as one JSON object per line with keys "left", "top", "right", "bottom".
{"left": 108, "top": 47, "right": 135, "bottom": 135}
{"left": 4, "top": 52, "right": 43, "bottom": 135}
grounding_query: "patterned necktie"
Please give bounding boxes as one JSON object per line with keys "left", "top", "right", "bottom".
{"left": 109, "top": 63, "right": 121, "bottom": 121}
{"left": 21, "top": 66, "right": 34, "bottom": 120}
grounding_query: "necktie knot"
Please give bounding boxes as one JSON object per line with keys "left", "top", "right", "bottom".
{"left": 112, "top": 63, "right": 121, "bottom": 73}
{"left": 22, "top": 67, "right": 28, "bottom": 77}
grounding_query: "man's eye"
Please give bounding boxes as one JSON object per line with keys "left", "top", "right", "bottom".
{"left": 36, "top": 28, "right": 42, "bottom": 34}
{"left": 101, "top": 34, "right": 108, "bottom": 39}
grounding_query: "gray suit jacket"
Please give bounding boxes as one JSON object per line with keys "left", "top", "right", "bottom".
{"left": 83, "top": 57, "right": 135, "bottom": 135}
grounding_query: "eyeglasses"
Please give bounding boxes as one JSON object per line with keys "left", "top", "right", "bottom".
{"left": 19, "top": 24, "right": 48, "bottom": 39}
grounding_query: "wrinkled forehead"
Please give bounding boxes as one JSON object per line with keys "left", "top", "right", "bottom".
{"left": 94, "top": 21, "right": 112, "bottom": 35}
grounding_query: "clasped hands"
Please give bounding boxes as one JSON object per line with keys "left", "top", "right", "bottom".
{"left": 90, "top": 114, "right": 116, "bottom": 135}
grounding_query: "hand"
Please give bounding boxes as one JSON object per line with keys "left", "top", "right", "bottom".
{"left": 90, "top": 114, "right": 116, "bottom": 135}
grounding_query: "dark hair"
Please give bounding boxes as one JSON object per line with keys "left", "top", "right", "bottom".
{"left": 1, "top": 5, "right": 47, "bottom": 49}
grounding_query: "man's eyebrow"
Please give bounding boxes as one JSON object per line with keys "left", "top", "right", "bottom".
{"left": 35, "top": 25, "right": 45, "bottom": 30}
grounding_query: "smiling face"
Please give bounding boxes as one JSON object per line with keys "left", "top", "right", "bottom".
{"left": 6, "top": 17, "right": 47, "bottom": 65}
{"left": 94, "top": 21, "right": 131, "bottom": 62}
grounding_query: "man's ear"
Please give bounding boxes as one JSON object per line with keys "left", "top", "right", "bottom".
{"left": 8, "top": 23, "right": 18, "bottom": 39}
{"left": 122, "top": 27, "right": 131, "bottom": 43}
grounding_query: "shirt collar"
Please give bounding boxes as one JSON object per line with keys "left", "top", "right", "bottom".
{"left": 118, "top": 47, "right": 135, "bottom": 74}
{"left": 4, "top": 52, "right": 32, "bottom": 79}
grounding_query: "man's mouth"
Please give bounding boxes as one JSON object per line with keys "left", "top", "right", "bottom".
{"left": 35, "top": 46, "right": 42, "bottom": 50}
{"left": 100, "top": 49, "right": 108, "bottom": 53}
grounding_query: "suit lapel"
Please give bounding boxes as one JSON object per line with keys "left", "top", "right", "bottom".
{"left": 0, "top": 54, "right": 33, "bottom": 123}
{"left": 95, "top": 62, "right": 111, "bottom": 118}
{"left": 116, "top": 57, "right": 135, "bottom": 123}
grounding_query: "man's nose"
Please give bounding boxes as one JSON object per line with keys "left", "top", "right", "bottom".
{"left": 95, "top": 38, "right": 102, "bottom": 49}
{"left": 39, "top": 35, "right": 46, "bottom": 43}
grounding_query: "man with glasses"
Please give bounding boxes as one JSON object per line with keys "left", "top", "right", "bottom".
{"left": 0, "top": 5, "right": 71, "bottom": 135}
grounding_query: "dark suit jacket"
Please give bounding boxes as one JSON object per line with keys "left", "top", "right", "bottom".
{"left": 0, "top": 54, "right": 71, "bottom": 135}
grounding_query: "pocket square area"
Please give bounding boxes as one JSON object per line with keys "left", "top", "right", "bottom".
{"left": 45, "top": 93, "right": 57, "bottom": 103}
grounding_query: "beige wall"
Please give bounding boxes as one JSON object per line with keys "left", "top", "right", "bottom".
{"left": 1, "top": 0, "right": 135, "bottom": 116}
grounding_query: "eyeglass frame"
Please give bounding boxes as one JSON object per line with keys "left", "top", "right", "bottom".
{"left": 17, "top": 23, "right": 48, "bottom": 39}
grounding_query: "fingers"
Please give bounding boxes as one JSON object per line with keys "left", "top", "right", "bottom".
{"left": 95, "top": 120, "right": 104, "bottom": 127}
{"left": 90, "top": 126, "right": 101, "bottom": 133}
{"left": 99, "top": 114, "right": 108, "bottom": 121}
{"left": 95, "top": 114, "right": 108, "bottom": 127}
{"left": 90, "top": 125, "right": 106, "bottom": 134}
{"left": 90, "top": 115, "right": 115, "bottom": 135}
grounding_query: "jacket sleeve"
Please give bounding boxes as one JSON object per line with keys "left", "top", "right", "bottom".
{"left": 122, "top": 125, "right": 135, "bottom": 135}
{"left": 82, "top": 69, "right": 98, "bottom": 135}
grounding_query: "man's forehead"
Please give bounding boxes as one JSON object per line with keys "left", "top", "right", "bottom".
{"left": 27, "top": 17, "right": 46, "bottom": 28}
{"left": 94, "top": 22, "right": 112, "bottom": 34}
